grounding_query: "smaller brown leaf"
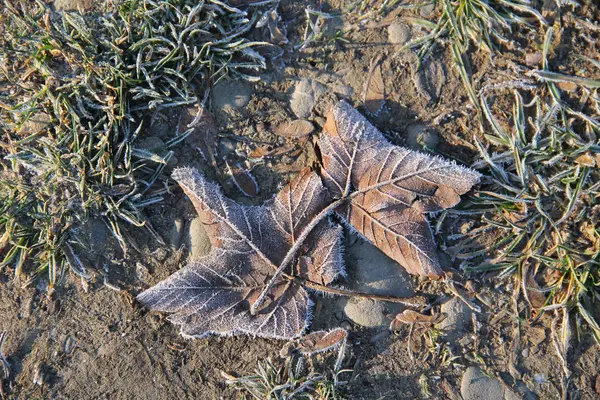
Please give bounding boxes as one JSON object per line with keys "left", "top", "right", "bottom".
{"left": 226, "top": 161, "right": 258, "bottom": 197}
{"left": 272, "top": 120, "right": 315, "bottom": 138}
{"left": 248, "top": 146, "right": 270, "bottom": 160}
{"left": 319, "top": 101, "right": 481, "bottom": 277}
{"left": 390, "top": 310, "right": 444, "bottom": 331}
{"left": 296, "top": 328, "right": 348, "bottom": 355}
{"left": 323, "top": 111, "right": 340, "bottom": 138}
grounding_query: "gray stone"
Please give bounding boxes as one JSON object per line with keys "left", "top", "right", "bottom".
{"left": 504, "top": 389, "right": 521, "bottom": 400}
{"left": 342, "top": 237, "right": 414, "bottom": 327}
{"left": 387, "top": 22, "right": 411, "bottom": 46}
{"left": 347, "top": 239, "right": 414, "bottom": 298}
{"left": 136, "top": 136, "right": 165, "bottom": 152}
{"left": 290, "top": 78, "right": 327, "bottom": 119}
{"left": 525, "top": 53, "right": 543, "bottom": 67}
{"left": 168, "top": 218, "right": 185, "bottom": 249}
{"left": 55, "top": 0, "right": 94, "bottom": 11}
{"left": 344, "top": 298, "right": 387, "bottom": 328}
{"left": 185, "top": 217, "right": 211, "bottom": 259}
{"left": 420, "top": 3, "right": 436, "bottom": 17}
{"left": 436, "top": 297, "right": 473, "bottom": 340}
{"left": 217, "top": 138, "right": 237, "bottom": 157}
{"left": 415, "top": 58, "right": 446, "bottom": 103}
{"left": 460, "top": 367, "right": 504, "bottom": 400}
{"left": 212, "top": 80, "right": 253, "bottom": 111}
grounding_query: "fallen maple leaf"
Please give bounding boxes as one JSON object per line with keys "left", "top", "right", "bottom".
{"left": 318, "top": 101, "right": 481, "bottom": 276}
{"left": 138, "top": 168, "right": 341, "bottom": 339}
{"left": 138, "top": 101, "right": 480, "bottom": 340}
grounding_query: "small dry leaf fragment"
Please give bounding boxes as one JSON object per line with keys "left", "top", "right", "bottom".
{"left": 363, "top": 55, "right": 386, "bottom": 115}
{"left": 555, "top": 81, "right": 578, "bottom": 92}
{"left": 394, "top": 310, "right": 443, "bottom": 324}
{"left": 248, "top": 146, "right": 270, "bottom": 160}
{"left": 267, "top": 10, "right": 288, "bottom": 45}
{"left": 575, "top": 153, "right": 596, "bottom": 167}
{"left": 525, "top": 273, "right": 547, "bottom": 309}
{"left": 390, "top": 310, "right": 444, "bottom": 330}
{"left": 272, "top": 120, "right": 314, "bottom": 138}
{"left": 226, "top": 161, "right": 259, "bottom": 197}
{"left": 296, "top": 328, "right": 348, "bottom": 355}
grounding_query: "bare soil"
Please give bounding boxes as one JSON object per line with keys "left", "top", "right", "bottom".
{"left": 2, "top": 0, "right": 600, "bottom": 399}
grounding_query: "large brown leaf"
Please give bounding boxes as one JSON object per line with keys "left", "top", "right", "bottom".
{"left": 139, "top": 101, "right": 479, "bottom": 341}
{"left": 318, "top": 101, "right": 481, "bottom": 276}
{"left": 138, "top": 168, "right": 343, "bottom": 339}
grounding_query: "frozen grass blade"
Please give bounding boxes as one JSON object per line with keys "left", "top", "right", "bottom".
{"left": 0, "top": 0, "right": 269, "bottom": 287}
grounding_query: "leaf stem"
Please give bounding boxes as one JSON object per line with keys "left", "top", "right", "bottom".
{"left": 301, "top": 279, "right": 428, "bottom": 308}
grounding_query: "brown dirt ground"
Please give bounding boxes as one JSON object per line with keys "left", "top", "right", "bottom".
{"left": 2, "top": 0, "right": 600, "bottom": 399}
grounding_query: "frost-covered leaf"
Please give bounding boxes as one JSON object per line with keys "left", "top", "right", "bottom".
{"left": 318, "top": 101, "right": 481, "bottom": 276}
{"left": 138, "top": 251, "right": 310, "bottom": 339}
{"left": 138, "top": 168, "right": 344, "bottom": 339}
{"left": 139, "top": 101, "right": 478, "bottom": 342}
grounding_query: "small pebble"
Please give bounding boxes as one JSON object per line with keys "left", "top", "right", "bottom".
{"left": 420, "top": 3, "right": 436, "bottom": 17}
{"left": 436, "top": 297, "right": 473, "bottom": 341}
{"left": 168, "top": 218, "right": 185, "bottom": 249}
{"left": 290, "top": 78, "right": 326, "bottom": 119}
{"left": 525, "top": 53, "right": 543, "bottom": 66}
{"left": 333, "top": 84, "right": 354, "bottom": 99}
{"left": 369, "top": 330, "right": 390, "bottom": 344}
{"left": 387, "top": 22, "right": 411, "bottom": 46}
{"left": 212, "top": 80, "right": 253, "bottom": 111}
{"left": 340, "top": 320, "right": 353, "bottom": 331}
{"left": 461, "top": 367, "right": 504, "bottom": 400}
